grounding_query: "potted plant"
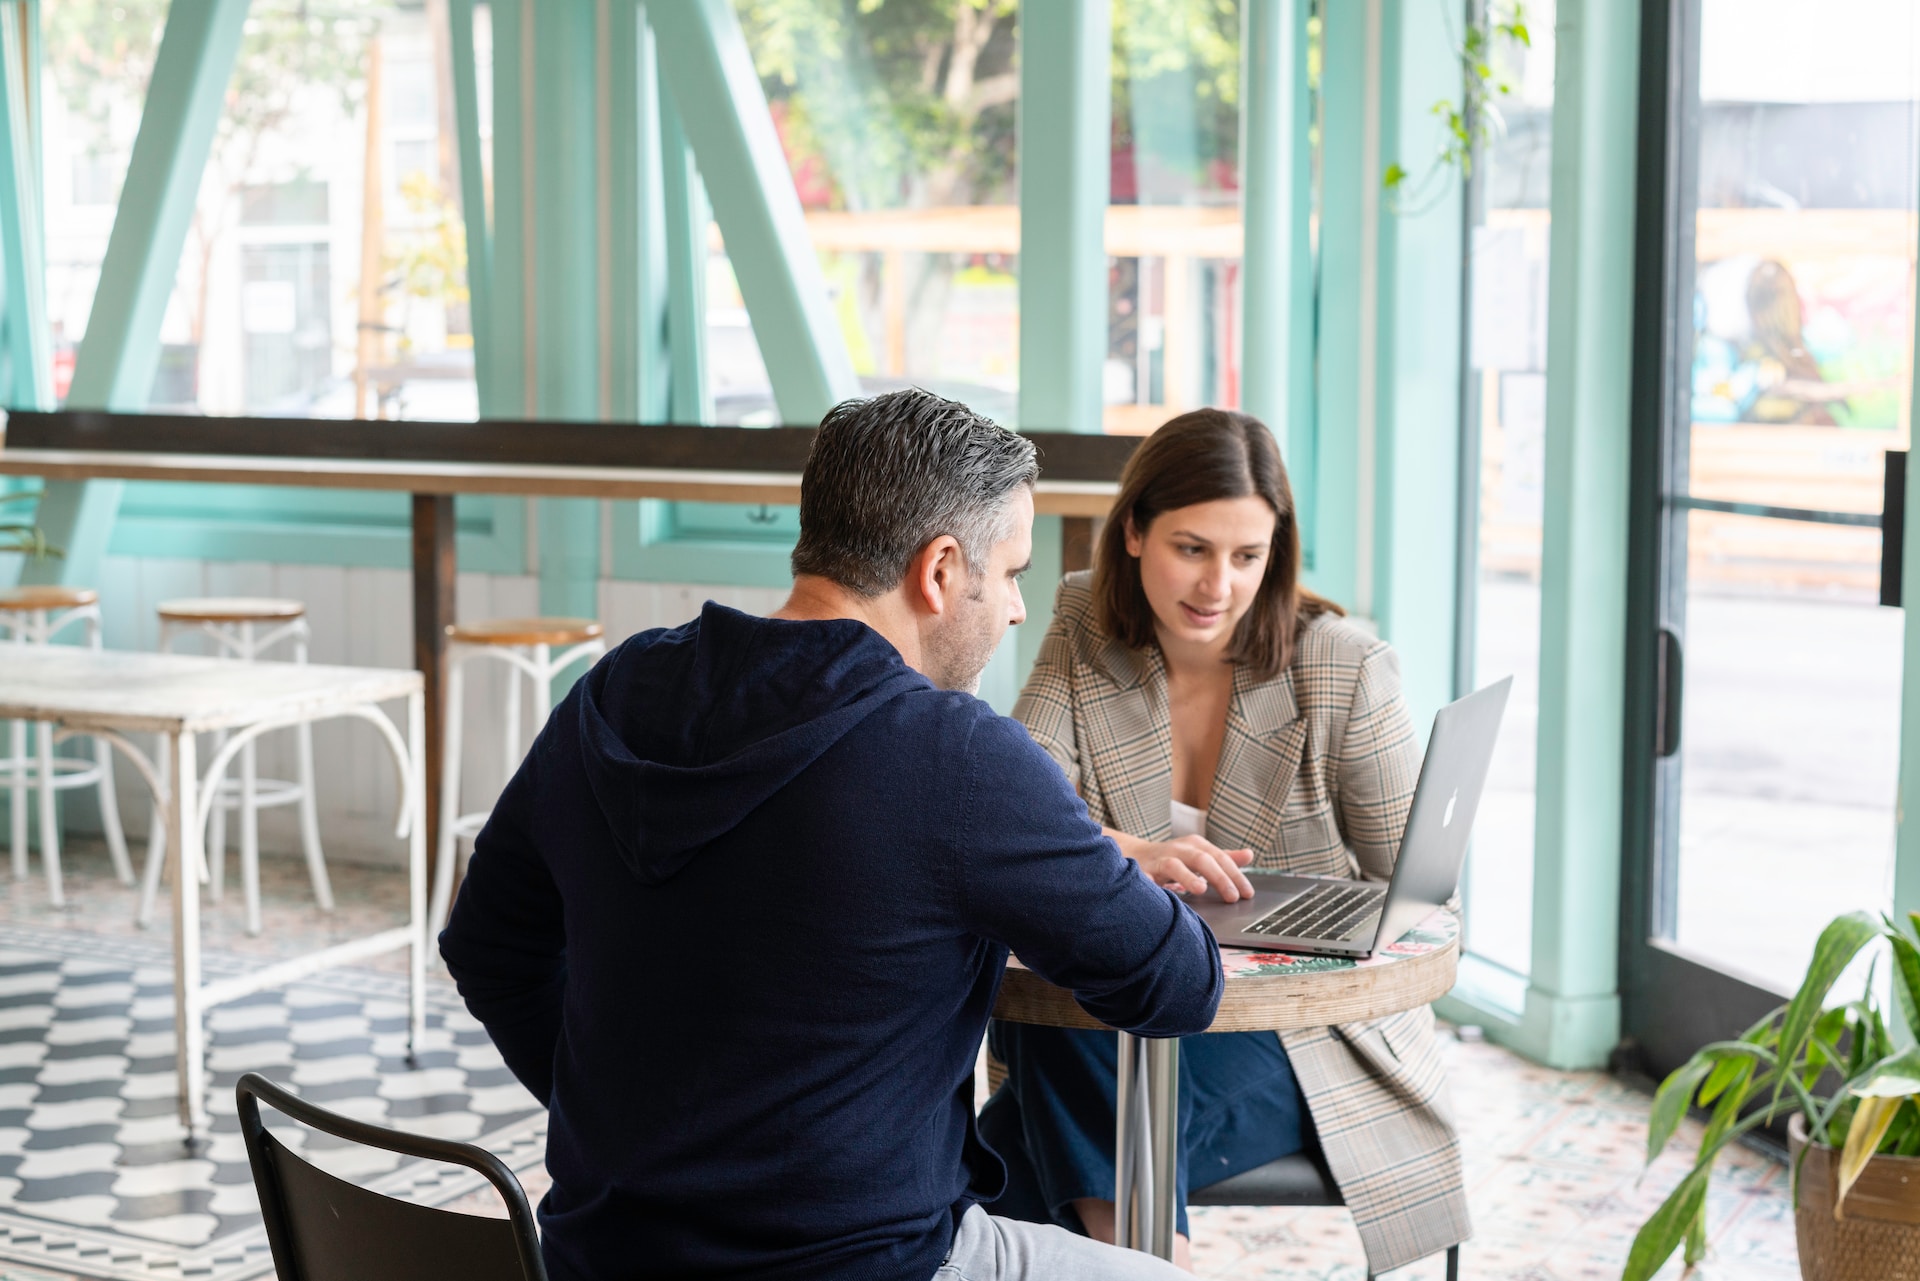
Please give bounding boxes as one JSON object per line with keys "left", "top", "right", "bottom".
{"left": 1624, "top": 910, "right": 1920, "bottom": 1280}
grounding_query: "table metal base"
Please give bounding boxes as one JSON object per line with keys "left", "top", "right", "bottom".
{"left": 1114, "top": 1032, "right": 1181, "bottom": 1260}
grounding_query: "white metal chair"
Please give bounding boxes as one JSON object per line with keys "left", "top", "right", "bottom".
{"left": 138, "top": 597, "right": 330, "bottom": 934}
{"left": 0, "top": 585, "right": 134, "bottom": 906}
{"left": 430, "top": 616, "right": 605, "bottom": 928}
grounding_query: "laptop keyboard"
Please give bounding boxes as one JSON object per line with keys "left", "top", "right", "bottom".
{"left": 1242, "top": 882, "right": 1386, "bottom": 943}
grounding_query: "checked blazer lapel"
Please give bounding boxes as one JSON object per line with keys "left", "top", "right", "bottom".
{"left": 1084, "top": 633, "right": 1176, "bottom": 841}
{"left": 1205, "top": 664, "right": 1306, "bottom": 854}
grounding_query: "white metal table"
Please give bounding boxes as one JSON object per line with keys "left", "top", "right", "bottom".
{"left": 0, "top": 647, "right": 426, "bottom": 1132}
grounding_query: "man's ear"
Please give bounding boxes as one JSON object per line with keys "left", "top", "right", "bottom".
{"left": 909, "top": 535, "right": 967, "bottom": 616}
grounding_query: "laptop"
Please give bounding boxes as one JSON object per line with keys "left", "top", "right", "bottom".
{"left": 1190, "top": 676, "right": 1512, "bottom": 958}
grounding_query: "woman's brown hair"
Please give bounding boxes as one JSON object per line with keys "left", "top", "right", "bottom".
{"left": 1092, "top": 408, "right": 1342, "bottom": 681}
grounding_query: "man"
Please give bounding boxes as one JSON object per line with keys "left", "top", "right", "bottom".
{"left": 440, "top": 389, "right": 1222, "bottom": 1280}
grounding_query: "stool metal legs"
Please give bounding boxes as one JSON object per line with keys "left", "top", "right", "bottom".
{"left": 431, "top": 637, "right": 605, "bottom": 929}
{"left": 3, "top": 604, "right": 133, "bottom": 905}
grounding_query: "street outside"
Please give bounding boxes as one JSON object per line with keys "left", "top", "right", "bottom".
{"left": 1463, "top": 577, "right": 1901, "bottom": 997}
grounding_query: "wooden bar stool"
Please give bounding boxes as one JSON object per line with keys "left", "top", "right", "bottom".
{"left": 430, "top": 617, "right": 606, "bottom": 928}
{"left": 0, "top": 586, "right": 134, "bottom": 905}
{"left": 138, "top": 597, "right": 330, "bottom": 935}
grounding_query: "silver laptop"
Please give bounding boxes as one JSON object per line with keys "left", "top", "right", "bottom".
{"left": 1191, "top": 677, "right": 1512, "bottom": 958}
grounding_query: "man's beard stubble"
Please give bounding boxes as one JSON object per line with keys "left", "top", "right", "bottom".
{"left": 923, "top": 577, "right": 1001, "bottom": 695}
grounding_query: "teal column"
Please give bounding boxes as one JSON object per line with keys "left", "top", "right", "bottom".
{"left": 24, "top": 0, "right": 248, "bottom": 589}
{"left": 1309, "top": 0, "right": 1369, "bottom": 609}
{"left": 1519, "top": 0, "right": 1642, "bottom": 1069}
{"left": 0, "top": 0, "right": 49, "bottom": 411}
{"left": 1239, "top": 0, "right": 1314, "bottom": 550}
{"left": 1016, "top": 0, "right": 1109, "bottom": 435}
{"left": 660, "top": 88, "right": 712, "bottom": 425}
{"left": 648, "top": 0, "right": 856, "bottom": 426}
{"left": 531, "top": 0, "right": 601, "bottom": 620}
{"left": 611, "top": 3, "right": 670, "bottom": 424}
{"left": 447, "top": 0, "right": 495, "bottom": 416}
{"left": 1371, "top": 0, "right": 1464, "bottom": 731}
{"left": 490, "top": 0, "right": 531, "bottom": 418}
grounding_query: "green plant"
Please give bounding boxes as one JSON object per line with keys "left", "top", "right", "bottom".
{"left": 1623, "top": 910, "right": 1920, "bottom": 1281}
{"left": 0, "top": 522, "right": 59, "bottom": 559}
{"left": 1384, "top": 1, "right": 1532, "bottom": 214}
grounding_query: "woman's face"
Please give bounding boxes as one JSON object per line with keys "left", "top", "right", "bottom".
{"left": 1125, "top": 496, "right": 1278, "bottom": 655}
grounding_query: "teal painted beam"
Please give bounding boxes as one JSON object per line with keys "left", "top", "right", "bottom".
{"left": 1016, "top": 0, "right": 1109, "bottom": 435}
{"left": 1240, "top": 0, "right": 1315, "bottom": 560}
{"left": 0, "top": 0, "right": 49, "bottom": 411}
{"left": 490, "top": 0, "right": 531, "bottom": 418}
{"left": 1371, "top": 0, "right": 1464, "bottom": 732}
{"left": 1515, "top": 0, "right": 1642, "bottom": 1070}
{"left": 530, "top": 1, "right": 602, "bottom": 620}
{"left": 660, "top": 85, "right": 712, "bottom": 425}
{"left": 1238, "top": 0, "right": 1300, "bottom": 436}
{"left": 648, "top": 0, "right": 856, "bottom": 426}
{"left": 533, "top": 1, "right": 600, "bottom": 423}
{"left": 611, "top": 2, "right": 670, "bottom": 424}
{"left": 1309, "top": 0, "right": 1368, "bottom": 609}
{"left": 24, "top": 0, "right": 247, "bottom": 589}
{"left": 447, "top": 0, "right": 496, "bottom": 416}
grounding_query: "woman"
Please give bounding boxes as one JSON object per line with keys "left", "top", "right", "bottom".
{"left": 978, "top": 409, "right": 1469, "bottom": 1275}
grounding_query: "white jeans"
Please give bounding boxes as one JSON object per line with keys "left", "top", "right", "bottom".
{"left": 934, "top": 1205, "right": 1188, "bottom": 1281}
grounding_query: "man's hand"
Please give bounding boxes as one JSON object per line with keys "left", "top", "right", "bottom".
{"left": 1125, "top": 835, "right": 1257, "bottom": 902}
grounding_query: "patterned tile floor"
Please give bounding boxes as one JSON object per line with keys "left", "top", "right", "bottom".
{"left": 2, "top": 841, "right": 1801, "bottom": 1281}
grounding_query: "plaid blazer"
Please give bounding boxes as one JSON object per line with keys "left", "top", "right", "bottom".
{"left": 1012, "top": 573, "right": 1470, "bottom": 1272}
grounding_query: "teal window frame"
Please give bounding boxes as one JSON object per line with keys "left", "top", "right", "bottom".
{"left": 105, "top": 482, "right": 525, "bottom": 573}
{"left": 606, "top": 498, "right": 797, "bottom": 589}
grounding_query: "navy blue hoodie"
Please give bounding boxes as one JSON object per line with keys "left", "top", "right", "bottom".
{"left": 439, "top": 603, "right": 1223, "bottom": 1281}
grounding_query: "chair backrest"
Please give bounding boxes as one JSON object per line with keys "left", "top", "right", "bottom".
{"left": 236, "top": 1072, "right": 547, "bottom": 1281}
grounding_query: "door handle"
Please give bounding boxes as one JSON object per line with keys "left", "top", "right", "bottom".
{"left": 1656, "top": 627, "right": 1683, "bottom": 759}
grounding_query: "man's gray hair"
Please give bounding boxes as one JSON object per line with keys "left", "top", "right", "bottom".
{"left": 791, "top": 389, "right": 1039, "bottom": 597}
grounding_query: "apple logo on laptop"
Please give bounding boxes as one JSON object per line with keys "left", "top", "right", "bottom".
{"left": 1442, "top": 789, "right": 1458, "bottom": 827}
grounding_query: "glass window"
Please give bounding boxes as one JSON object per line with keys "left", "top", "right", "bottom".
{"left": 1460, "top": 0, "right": 1556, "bottom": 982}
{"left": 730, "top": 0, "right": 1023, "bottom": 425}
{"left": 1107, "top": 0, "right": 1244, "bottom": 434}
{"left": 42, "top": 0, "right": 475, "bottom": 420}
{"left": 1661, "top": 0, "right": 1912, "bottom": 995}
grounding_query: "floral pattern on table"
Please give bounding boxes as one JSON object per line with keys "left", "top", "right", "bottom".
{"left": 1218, "top": 908, "right": 1458, "bottom": 979}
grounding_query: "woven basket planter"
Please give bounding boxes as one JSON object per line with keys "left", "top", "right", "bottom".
{"left": 1789, "top": 1114, "right": 1920, "bottom": 1281}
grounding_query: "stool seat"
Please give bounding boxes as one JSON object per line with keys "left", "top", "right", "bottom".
{"left": 158, "top": 596, "right": 307, "bottom": 623}
{"left": 448, "top": 617, "right": 604, "bottom": 647}
{"left": 0, "top": 585, "right": 99, "bottom": 612}
{"left": 1189, "top": 1151, "right": 1342, "bottom": 1207}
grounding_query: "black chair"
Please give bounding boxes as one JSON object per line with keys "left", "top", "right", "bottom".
{"left": 1190, "top": 1151, "right": 1461, "bottom": 1281}
{"left": 236, "top": 1072, "right": 547, "bottom": 1281}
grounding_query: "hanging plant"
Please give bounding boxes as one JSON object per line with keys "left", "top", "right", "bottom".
{"left": 1383, "top": 2, "right": 1531, "bottom": 215}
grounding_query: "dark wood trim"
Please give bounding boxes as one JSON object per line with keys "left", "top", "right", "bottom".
{"left": 2, "top": 411, "right": 1143, "bottom": 484}
{"left": 412, "top": 494, "right": 457, "bottom": 906}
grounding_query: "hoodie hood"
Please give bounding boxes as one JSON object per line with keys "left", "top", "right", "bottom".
{"left": 575, "top": 602, "right": 929, "bottom": 884}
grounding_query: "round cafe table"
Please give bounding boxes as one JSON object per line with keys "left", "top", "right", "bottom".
{"left": 990, "top": 908, "right": 1460, "bottom": 1261}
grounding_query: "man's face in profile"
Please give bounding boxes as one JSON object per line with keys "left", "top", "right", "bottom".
{"left": 926, "top": 487, "right": 1034, "bottom": 694}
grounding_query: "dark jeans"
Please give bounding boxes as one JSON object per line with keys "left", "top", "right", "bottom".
{"left": 977, "top": 1023, "right": 1310, "bottom": 1238}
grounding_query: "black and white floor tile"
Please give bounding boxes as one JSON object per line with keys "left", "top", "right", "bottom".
{"left": 0, "top": 923, "right": 545, "bottom": 1281}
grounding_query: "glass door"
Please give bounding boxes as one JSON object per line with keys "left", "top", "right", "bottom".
{"left": 1622, "top": 0, "right": 1915, "bottom": 1078}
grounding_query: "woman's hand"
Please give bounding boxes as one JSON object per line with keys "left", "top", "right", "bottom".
{"left": 1105, "top": 828, "right": 1257, "bottom": 901}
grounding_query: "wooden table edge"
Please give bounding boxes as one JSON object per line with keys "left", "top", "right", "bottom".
{"left": 0, "top": 448, "right": 1118, "bottom": 516}
{"left": 991, "top": 933, "right": 1460, "bottom": 1033}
